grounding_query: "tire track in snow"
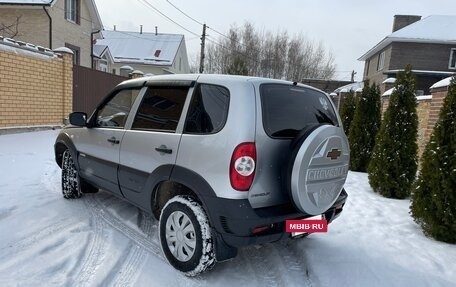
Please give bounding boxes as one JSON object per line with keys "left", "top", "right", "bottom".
{"left": 71, "top": 198, "right": 108, "bottom": 287}
{"left": 111, "top": 244, "right": 148, "bottom": 287}
{"left": 86, "top": 196, "right": 164, "bottom": 259}
{"left": 109, "top": 210, "right": 152, "bottom": 286}
{"left": 41, "top": 160, "right": 108, "bottom": 287}
{"left": 0, "top": 218, "right": 81, "bottom": 260}
{"left": 239, "top": 244, "right": 287, "bottom": 287}
{"left": 87, "top": 195, "right": 202, "bottom": 287}
{"left": 273, "top": 241, "right": 313, "bottom": 287}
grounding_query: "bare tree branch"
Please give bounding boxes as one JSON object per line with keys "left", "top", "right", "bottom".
{"left": 202, "top": 21, "right": 336, "bottom": 80}
{"left": 0, "top": 16, "right": 22, "bottom": 38}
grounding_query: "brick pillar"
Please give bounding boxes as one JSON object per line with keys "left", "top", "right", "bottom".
{"left": 416, "top": 99, "right": 432, "bottom": 159}
{"left": 130, "top": 70, "right": 144, "bottom": 79}
{"left": 425, "top": 87, "right": 448, "bottom": 142}
{"left": 54, "top": 48, "right": 74, "bottom": 124}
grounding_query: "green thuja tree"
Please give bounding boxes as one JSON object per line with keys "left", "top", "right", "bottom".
{"left": 368, "top": 66, "right": 418, "bottom": 198}
{"left": 340, "top": 91, "right": 357, "bottom": 137}
{"left": 348, "top": 82, "right": 381, "bottom": 171}
{"left": 411, "top": 76, "right": 456, "bottom": 243}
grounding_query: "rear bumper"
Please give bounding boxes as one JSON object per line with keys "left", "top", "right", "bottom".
{"left": 203, "top": 189, "right": 347, "bottom": 248}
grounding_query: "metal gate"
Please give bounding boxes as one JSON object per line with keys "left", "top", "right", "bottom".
{"left": 73, "top": 65, "right": 127, "bottom": 115}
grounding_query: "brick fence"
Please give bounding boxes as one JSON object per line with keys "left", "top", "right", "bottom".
{"left": 0, "top": 40, "right": 73, "bottom": 128}
{"left": 425, "top": 86, "right": 448, "bottom": 141}
{"left": 380, "top": 81, "right": 451, "bottom": 159}
{"left": 416, "top": 96, "right": 432, "bottom": 158}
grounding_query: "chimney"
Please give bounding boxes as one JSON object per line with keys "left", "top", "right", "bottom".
{"left": 155, "top": 26, "right": 158, "bottom": 35}
{"left": 140, "top": 25, "right": 143, "bottom": 34}
{"left": 392, "top": 15, "right": 421, "bottom": 32}
{"left": 114, "top": 25, "right": 116, "bottom": 31}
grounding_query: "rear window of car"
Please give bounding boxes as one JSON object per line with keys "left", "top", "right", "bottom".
{"left": 260, "top": 84, "right": 338, "bottom": 138}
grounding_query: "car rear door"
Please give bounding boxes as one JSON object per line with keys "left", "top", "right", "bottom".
{"left": 76, "top": 87, "right": 143, "bottom": 196}
{"left": 118, "top": 81, "right": 194, "bottom": 209}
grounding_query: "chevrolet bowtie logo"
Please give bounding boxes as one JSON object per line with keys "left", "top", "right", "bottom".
{"left": 327, "top": 148, "right": 342, "bottom": 160}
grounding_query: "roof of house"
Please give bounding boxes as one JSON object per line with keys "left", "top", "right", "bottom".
{"left": 0, "top": 0, "right": 54, "bottom": 5}
{"left": 333, "top": 81, "right": 364, "bottom": 93}
{"left": 359, "top": 15, "right": 456, "bottom": 61}
{"left": 95, "top": 30, "right": 184, "bottom": 66}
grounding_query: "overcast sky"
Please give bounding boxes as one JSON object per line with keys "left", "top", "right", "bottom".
{"left": 94, "top": 0, "right": 456, "bottom": 81}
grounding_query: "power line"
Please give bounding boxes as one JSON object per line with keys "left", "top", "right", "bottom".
{"left": 165, "top": 0, "right": 204, "bottom": 26}
{"left": 136, "top": 0, "right": 200, "bottom": 37}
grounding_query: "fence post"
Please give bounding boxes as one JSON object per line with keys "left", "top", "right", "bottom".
{"left": 54, "top": 47, "right": 74, "bottom": 124}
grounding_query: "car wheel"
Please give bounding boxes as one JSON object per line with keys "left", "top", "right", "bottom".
{"left": 159, "top": 196, "right": 215, "bottom": 276}
{"left": 61, "top": 149, "right": 82, "bottom": 199}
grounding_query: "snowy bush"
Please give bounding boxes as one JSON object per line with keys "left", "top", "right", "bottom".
{"left": 411, "top": 76, "right": 456, "bottom": 243}
{"left": 340, "top": 90, "right": 357, "bottom": 137}
{"left": 349, "top": 82, "right": 381, "bottom": 172}
{"left": 368, "top": 66, "right": 418, "bottom": 198}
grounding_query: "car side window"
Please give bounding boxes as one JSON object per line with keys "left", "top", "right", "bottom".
{"left": 184, "top": 84, "right": 230, "bottom": 134}
{"left": 132, "top": 86, "right": 189, "bottom": 132}
{"left": 95, "top": 88, "right": 141, "bottom": 128}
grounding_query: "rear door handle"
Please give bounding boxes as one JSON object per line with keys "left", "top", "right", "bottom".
{"left": 155, "top": 145, "right": 172, "bottom": 154}
{"left": 107, "top": 137, "right": 120, "bottom": 144}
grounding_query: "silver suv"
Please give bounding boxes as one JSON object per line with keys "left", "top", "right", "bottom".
{"left": 54, "top": 74, "right": 349, "bottom": 276}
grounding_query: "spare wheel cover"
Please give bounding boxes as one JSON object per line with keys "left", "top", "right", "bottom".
{"left": 290, "top": 125, "right": 349, "bottom": 215}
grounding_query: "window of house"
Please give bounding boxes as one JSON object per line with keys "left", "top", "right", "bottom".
{"left": 98, "top": 59, "right": 108, "bottom": 72}
{"left": 65, "top": 43, "right": 80, "bottom": 65}
{"left": 449, "top": 48, "right": 456, "bottom": 69}
{"left": 65, "top": 0, "right": 80, "bottom": 24}
{"left": 377, "top": 51, "right": 385, "bottom": 71}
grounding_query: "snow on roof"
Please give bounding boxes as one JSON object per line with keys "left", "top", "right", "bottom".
{"left": 355, "top": 88, "right": 363, "bottom": 93}
{"left": 359, "top": 15, "right": 456, "bottom": 61}
{"left": 96, "top": 30, "right": 183, "bottom": 66}
{"left": 383, "top": 87, "right": 395, "bottom": 97}
{"left": 382, "top": 77, "right": 396, "bottom": 84}
{"left": 417, "top": 95, "right": 432, "bottom": 101}
{"left": 92, "top": 44, "right": 107, "bottom": 58}
{"left": 430, "top": 76, "right": 453, "bottom": 89}
{"left": 0, "top": 0, "right": 53, "bottom": 4}
{"left": 334, "top": 82, "right": 364, "bottom": 93}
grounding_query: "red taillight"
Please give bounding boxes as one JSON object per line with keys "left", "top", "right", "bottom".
{"left": 230, "top": 142, "right": 256, "bottom": 191}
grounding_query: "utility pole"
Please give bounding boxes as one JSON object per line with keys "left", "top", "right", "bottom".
{"left": 199, "top": 23, "right": 206, "bottom": 74}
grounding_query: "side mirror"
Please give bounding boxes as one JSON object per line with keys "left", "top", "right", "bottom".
{"left": 69, "top": 112, "right": 87, "bottom": 127}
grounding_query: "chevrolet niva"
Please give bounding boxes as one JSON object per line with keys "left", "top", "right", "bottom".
{"left": 54, "top": 74, "right": 349, "bottom": 276}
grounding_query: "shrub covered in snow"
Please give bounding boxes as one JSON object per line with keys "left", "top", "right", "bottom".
{"left": 340, "top": 90, "right": 357, "bottom": 137}
{"left": 411, "top": 76, "right": 456, "bottom": 243}
{"left": 349, "top": 81, "right": 381, "bottom": 172}
{"left": 368, "top": 66, "right": 418, "bottom": 198}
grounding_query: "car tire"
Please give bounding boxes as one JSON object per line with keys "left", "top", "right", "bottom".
{"left": 159, "top": 195, "right": 215, "bottom": 276}
{"left": 61, "top": 149, "right": 82, "bottom": 199}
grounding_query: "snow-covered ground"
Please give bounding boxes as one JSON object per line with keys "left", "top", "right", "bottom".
{"left": 0, "top": 130, "right": 455, "bottom": 287}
